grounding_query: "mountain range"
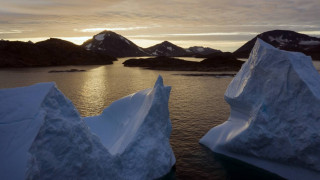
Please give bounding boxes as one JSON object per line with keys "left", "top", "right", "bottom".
{"left": 1, "top": 29, "right": 319, "bottom": 67}
{"left": 82, "top": 30, "right": 319, "bottom": 60}
{"left": 233, "top": 30, "right": 320, "bottom": 60}
{"left": 82, "top": 31, "right": 221, "bottom": 57}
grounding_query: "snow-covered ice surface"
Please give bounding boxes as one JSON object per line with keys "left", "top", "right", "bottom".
{"left": 197, "top": 47, "right": 204, "bottom": 52}
{"left": 85, "top": 43, "right": 92, "bottom": 50}
{"left": 268, "top": 35, "right": 289, "bottom": 44}
{"left": 200, "top": 39, "right": 320, "bottom": 179}
{"left": 0, "top": 76, "right": 175, "bottom": 180}
{"left": 119, "top": 36, "right": 130, "bottom": 45}
{"left": 95, "top": 33, "right": 106, "bottom": 41}
{"left": 299, "top": 40, "right": 320, "bottom": 46}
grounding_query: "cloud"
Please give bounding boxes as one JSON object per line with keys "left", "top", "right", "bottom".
{"left": 75, "top": 26, "right": 151, "bottom": 33}
{"left": 1, "top": 0, "right": 319, "bottom": 28}
{"left": 0, "top": 0, "right": 319, "bottom": 51}
{"left": 0, "top": 29, "right": 23, "bottom": 34}
{"left": 299, "top": 31, "right": 320, "bottom": 36}
{"left": 0, "top": 0, "right": 123, "bottom": 15}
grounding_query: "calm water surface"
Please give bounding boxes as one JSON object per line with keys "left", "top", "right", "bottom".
{"left": 1, "top": 58, "right": 320, "bottom": 179}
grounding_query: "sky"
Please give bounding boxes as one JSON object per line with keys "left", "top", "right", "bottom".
{"left": 0, "top": 0, "right": 319, "bottom": 51}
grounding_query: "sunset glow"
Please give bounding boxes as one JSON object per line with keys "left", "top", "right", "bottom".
{"left": 75, "top": 27, "right": 150, "bottom": 33}
{"left": 1, "top": 0, "right": 319, "bottom": 51}
{"left": 4, "top": 36, "right": 91, "bottom": 45}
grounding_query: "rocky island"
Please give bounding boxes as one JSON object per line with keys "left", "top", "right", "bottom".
{"left": 123, "top": 52, "right": 244, "bottom": 71}
{"left": 48, "top": 69, "right": 86, "bottom": 73}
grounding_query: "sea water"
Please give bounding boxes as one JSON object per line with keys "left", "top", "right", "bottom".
{"left": 1, "top": 58, "right": 319, "bottom": 179}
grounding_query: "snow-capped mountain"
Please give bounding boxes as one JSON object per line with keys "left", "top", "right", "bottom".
{"left": 82, "top": 31, "right": 149, "bottom": 57}
{"left": 144, "top": 41, "right": 187, "bottom": 57}
{"left": 82, "top": 31, "right": 224, "bottom": 58}
{"left": 233, "top": 30, "right": 320, "bottom": 60}
{"left": 186, "top": 46, "right": 221, "bottom": 56}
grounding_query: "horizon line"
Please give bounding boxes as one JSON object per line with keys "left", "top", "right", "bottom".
{"left": 1, "top": 30, "right": 320, "bottom": 52}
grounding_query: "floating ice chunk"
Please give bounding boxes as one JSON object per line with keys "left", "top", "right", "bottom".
{"left": 200, "top": 39, "right": 320, "bottom": 179}
{"left": 0, "top": 76, "right": 175, "bottom": 180}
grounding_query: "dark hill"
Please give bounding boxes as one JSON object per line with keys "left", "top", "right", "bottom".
{"left": 123, "top": 55, "right": 244, "bottom": 71}
{"left": 144, "top": 41, "right": 187, "bottom": 57}
{"left": 200, "top": 52, "right": 243, "bottom": 69}
{"left": 186, "top": 46, "right": 221, "bottom": 56}
{"left": 233, "top": 30, "right": 320, "bottom": 60}
{"left": 0, "top": 38, "right": 116, "bottom": 67}
{"left": 82, "top": 31, "right": 148, "bottom": 57}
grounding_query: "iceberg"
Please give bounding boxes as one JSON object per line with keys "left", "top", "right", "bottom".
{"left": 0, "top": 76, "right": 175, "bottom": 180}
{"left": 200, "top": 39, "right": 320, "bottom": 179}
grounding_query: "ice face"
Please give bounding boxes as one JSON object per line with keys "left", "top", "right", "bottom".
{"left": 0, "top": 83, "right": 115, "bottom": 180}
{"left": 0, "top": 76, "right": 175, "bottom": 180}
{"left": 25, "top": 84, "right": 115, "bottom": 180}
{"left": 0, "top": 83, "right": 59, "bottom": 180}
{"left": 200, "top": 39, "right": 320, "bottom": 179}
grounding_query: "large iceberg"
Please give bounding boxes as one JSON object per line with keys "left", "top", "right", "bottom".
{"left": 200, "top": 39, "right": 320, "bottom": 179}
{"left": 0, "top": 76, "right": 175, "bottom": 180}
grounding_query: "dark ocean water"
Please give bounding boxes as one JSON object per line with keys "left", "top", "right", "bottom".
{"left": 1, "top": 58, "right": 319, "bottom": 179}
